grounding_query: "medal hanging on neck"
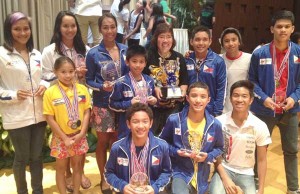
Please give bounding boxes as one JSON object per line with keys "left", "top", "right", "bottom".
{"left": 130, "top": 138, "right": 149, "bottom": 176}
{"left": 129, "top": 72, "right": 148, "bottom": 104}
{"left": 272, "top": 42, "right": 291, "bottom": 88}
{"left": 195, "top": 59, "right": 203, "bottom": 73}
{"left": 58, "top": 84, "right": 81, "bottom": 129}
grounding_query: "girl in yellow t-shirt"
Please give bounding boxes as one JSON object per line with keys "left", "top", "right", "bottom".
{"left": 43, "top": 56, "right": 91, "bottom": 194}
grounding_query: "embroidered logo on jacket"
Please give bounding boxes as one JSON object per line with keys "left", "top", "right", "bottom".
{"left": 152, "top": 156, "right": 160, "bottom": 165}
{"left": 207, "top": 133, "right": 214, "bottom": 142}
{"left": 294, "top": 55, "right": 300, "bottom": 64}
{"left": 175, "top": 128, "right": 181, "bottom": 135}
{"left": 203, "top": 65, "right": 214, "bottom": 73}
{"left": 117, "top": 157, "right": 129, "bottom": 166}
{"left": 259, "top": 58, "right": 272, "bottom": 65}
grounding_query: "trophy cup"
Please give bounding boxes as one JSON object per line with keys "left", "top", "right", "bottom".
{"left": 272, "top": 90, "right": 286, "bottom": 113}
{"left": 160, "top": 59, "right": 182, "bottom": 99}
{"left": 101, "top": 61, "right": 124, "bottom": 84}
{"left": 130, "top": 172, "right": 149, "bottom": 192}
{"left": 181, "top": 130, "right": 203, "bottom": 155}
{"left": 73, "top": 54, "right": 85, "bottom": 68}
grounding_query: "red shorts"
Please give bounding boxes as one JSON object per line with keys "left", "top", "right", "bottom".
{"left": 50, "top": 132, "right": 89, "bottom": 159}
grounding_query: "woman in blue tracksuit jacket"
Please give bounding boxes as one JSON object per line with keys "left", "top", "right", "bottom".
{"left": 104, "top": 131, "right": 172, "bottom": 194}
{"left": 109, "top": 73, "right": 155, "bottom": 138}
{"left": 248, "top": 41, "right": 300, "bottom": 116}
{"left": 185, "top": 49, "right": 227, "bottom": 116}
{"left": 159, "top": 105, "right": 224, "bottom": 194}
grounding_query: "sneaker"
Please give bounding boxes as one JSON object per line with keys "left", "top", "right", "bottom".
{"left": 287, "top": 189, "right": 300, "bottom": 194}
{"left": 254, "top": 178, "right": 259, "bottom": 192}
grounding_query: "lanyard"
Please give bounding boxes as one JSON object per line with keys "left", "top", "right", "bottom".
{"left": 272, "top": 42, "right": 291, "bottom": 84}
{"left": 130, "top": 138, "right": 149, "bottom": 176}
{"left": 128, "top": 72, "right": 148, "bottom": 104}
{"left": 58, "top": 84, "right": 79, "bottom": 122}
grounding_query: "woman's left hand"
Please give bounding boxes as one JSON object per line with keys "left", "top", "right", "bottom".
{"left": 72, "top": 132, "right": 85, "bottom": 143}
{"left": 147, "top": 96, "right": 157, "bottom": 105}
{"left": 76, "top": 66, "right": 88, "bottom": 79}
{"left": 35, "top": 85, "right": 47, "bottom": 96}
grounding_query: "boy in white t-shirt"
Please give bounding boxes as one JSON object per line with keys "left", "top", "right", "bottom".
{"left": 209, "top": 80, "right": 272, "bottom": 194}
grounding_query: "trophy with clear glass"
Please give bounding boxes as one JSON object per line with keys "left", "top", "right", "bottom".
{"left": 101, "top": 61, "right": 124, "bottom": 84}
{"left": 130, "top": 172, "right": 149, "bottom": 192}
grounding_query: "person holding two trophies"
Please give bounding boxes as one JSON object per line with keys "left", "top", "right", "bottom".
{"left": 144, "top": 23, "right": 188, "bottom": 135}
{"left": 85, "top": 13, "right": 129, "bottom": 193}
{"left": 105, "top": 103, "right": 172, "bottom": 194}
{"left": 159, "top": 82, "right": 224, "bottom": 194}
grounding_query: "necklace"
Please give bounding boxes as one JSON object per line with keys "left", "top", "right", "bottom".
{"left": 158, "top": 51, "right": 171, "bottom": 59}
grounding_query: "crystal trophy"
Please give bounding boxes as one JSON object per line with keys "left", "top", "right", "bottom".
{"left": 181, "top": 130, "right": 202, "bottom": 154}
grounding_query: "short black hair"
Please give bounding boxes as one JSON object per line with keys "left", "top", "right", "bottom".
{"left": 54, "top": 56, "right": 76, "bottom": 71}
{"left": 126, "top": 45, "right": 147, "bottom": 61}
{"left": 271, "top": 10, "right": 294, "bottom": 26}
{"left": 191, "top": 25, "right": 211, "bottom": 40}
{"left": 126, "top": 103, "right": 153, "bottom": 121}
{"left": 187, "top": 81, "right": 210, "bottom": 97}
{"left": 230, "top": 80, "right": 254, "bottom": 98}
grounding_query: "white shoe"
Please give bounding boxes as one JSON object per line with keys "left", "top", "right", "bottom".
{"left": 287, "top": 189, "right": 300, "bottom": 194}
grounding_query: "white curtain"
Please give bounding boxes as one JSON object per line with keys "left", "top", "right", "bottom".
{"left": 0, "top": 0, "right": 137, "bottom": 51}
{"left": 0, "top": 0, "right": 68, "bottom": 51}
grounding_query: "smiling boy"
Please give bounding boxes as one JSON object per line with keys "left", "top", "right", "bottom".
{"left": 159, "top": 82, "right": 224, "bottom": 194}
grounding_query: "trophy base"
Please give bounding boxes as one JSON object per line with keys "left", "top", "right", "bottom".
{"left": 161, "top": 87, "right": 182, "bottom": 99}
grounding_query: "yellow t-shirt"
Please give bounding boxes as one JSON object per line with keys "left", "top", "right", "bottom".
{"left": 43, "top": 82, "right": 91, "bottom": 134}
{"left": 187, "top": 117, "right": 206, "bottom": 190}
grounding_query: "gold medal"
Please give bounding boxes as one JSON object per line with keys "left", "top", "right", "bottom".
{"left": 275, "top": 80, "right": 280, "bottom": 88}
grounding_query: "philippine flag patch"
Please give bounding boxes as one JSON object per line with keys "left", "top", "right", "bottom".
{"left": 207, "top": 133, "right": 214, "bottom": 142}
{"left": 203, "top": 65, "right": 214, "bottom": 73}
{"left": 294, "top": 55, "right": 300, "bottom": 64}
{"left": 78, "top": 95, "right": 86, "bottom": 102}
{"left": 152, "top": 156, "right": 160, "bottom": 165}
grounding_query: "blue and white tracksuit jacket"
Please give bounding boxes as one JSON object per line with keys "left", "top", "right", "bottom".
{"left": 85, "top": 41, "right": 129, "bottom": 108}
{"left": 248, "top": 41, "right": 300, "bottom": 116}
{"left": 159, "top": 105, "right": 224, "bottom": 194}
{"left": 185, "top": 49, "right": 227, "bottom": 116}
{"left": 104, "top": 132, "right": 172, "bottom": 194}
{"left": 109, "top": 73, "right": 155, "bottom": 138}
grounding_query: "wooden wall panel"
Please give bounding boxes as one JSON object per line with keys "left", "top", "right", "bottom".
{"left": 211, "top": 0, "right": 294, "bottom": 53}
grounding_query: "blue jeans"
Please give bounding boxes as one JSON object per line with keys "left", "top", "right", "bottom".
{"left": 209, "top": 168, "right": 256, "bottom": 194}
{"left": 8, "top": 122, "right": 46, "bottom": 194}
{"left": 257, "top": 112, "right": 299, "bottom": 191}
{"left": 171, "top": 178, "right": 197, "bottom": 194}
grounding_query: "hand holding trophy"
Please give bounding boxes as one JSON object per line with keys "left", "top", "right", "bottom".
{"left": 101, "top": 61, "right": 124, "bottom": 91}
{"left": 180, "top": 130, "right": 203, "bottom": 159}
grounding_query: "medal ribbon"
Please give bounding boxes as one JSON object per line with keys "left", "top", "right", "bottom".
{"left": 58, "top": 83, "right": 79, "bottom": 122}
{"left": 60, "top": 43, "right": 77, "bottom": 59}
{"left": 130, "top": 138, "right": 149, "bottom": 176}
{"left": 128, "top": 72, "right": 148, "bottom": 104}
{"left": 272, "top": 42, "right": 291, "bottom": 86}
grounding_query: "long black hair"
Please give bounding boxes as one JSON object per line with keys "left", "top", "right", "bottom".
{"left": 119, "top": 0, "right": 131, "bottom": 12}
{"left": 51, "top": 11, "right": 86, "bottom": 56}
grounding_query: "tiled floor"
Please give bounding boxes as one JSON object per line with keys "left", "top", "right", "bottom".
{"left": 0, "top": 127, "right": 299, "bottom": 194}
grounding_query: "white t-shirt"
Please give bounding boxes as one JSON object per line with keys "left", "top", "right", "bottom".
{"left": 128, "top": 11, "right": 142, "bottom": 40}
{"left": 74, "top": 0, "right": 102, "bottom": 16}
{"left": 221, "top": 52, "right": 251, "bottom": 113}
{"left": 110, "top": 0, "right": 129, "bottom": 34}
{"left": 217, "top": 111, "right": 272, "bottom": 175}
